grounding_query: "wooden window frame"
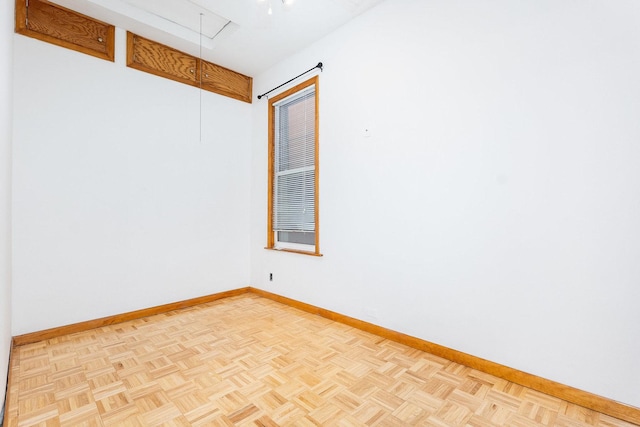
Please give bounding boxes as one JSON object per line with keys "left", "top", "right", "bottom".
{"left": 266, "top": 76, "right": 322, "bottom": 257}
{"left": 15, "top": 0, "right": 115, "bottom": 62}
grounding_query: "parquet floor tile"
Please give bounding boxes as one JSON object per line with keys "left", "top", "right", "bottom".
{"left": 4, "top": 294, "right": 639, "bottom": 426}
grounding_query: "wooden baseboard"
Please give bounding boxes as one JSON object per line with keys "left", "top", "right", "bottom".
{"left": 12, "top": 287, "right": 251, "bottom": 346}
{"left": 8, "top": 286, "right": 639, "bottom": 424}
{"left": 2, "top": 339, "right": 15, "bottom": 427}
{"left": 248, "top": 287, "right": 640, "bottom": 425}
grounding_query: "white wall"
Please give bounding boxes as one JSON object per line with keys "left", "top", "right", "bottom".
{"left": 12, "top": 28, "right": 252, "bottom": 335}
{"left": 0, "top": 0, "right": 14, "bottom": 415}
{"left": 250, "top": 0, "right": 640, "bottom": 408}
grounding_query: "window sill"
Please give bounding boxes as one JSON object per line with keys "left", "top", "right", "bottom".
{"left": 264, "top": 247, "right": 324, "bottom": 257}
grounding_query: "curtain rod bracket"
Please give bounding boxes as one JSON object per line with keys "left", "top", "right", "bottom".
{"left": 257, "top": 61, "right": 323, "bottom": 100}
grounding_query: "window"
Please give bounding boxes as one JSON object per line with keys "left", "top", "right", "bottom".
{"left": 267, "top": 76, "right": 321, "bottom": 256}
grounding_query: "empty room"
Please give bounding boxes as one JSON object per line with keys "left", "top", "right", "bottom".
{"left": 1, "top": 0, "right": 639, "bottom": 425}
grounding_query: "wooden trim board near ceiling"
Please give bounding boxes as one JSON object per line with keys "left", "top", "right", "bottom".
{"left": 127, "top": 32, "right": 252, "bottom": 103}
{"left": 15, "top": 0, "right": 115, "bottom": 61}
{"left": 10, "top": 287, "right": 640, "bottom": 425}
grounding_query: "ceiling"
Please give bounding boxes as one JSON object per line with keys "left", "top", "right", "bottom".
{"left": 49, "top": 0, "right": 386, "bottom": 76}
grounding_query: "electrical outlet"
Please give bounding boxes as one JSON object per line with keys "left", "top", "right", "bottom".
{"left": 269, "top": 273, "right": 273, "bottom": 281}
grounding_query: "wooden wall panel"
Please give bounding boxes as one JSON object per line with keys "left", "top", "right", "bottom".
{"left": 127, "top": 32, "right": 197, "bottom": 86}
{"left": 127, "top": 32, "right": 252, "bottom": 103}
{"left": 201, "top": 61, "right": 252, "bottom": 103}
{"left": 15, "top": 0, "right": 114, "bottom": 61}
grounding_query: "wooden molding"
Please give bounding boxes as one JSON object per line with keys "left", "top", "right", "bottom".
{"left": 15, "top": 0, "right": 115, "bottom": 62}
{"left": 9, "top": 286, "right": 639, "bottom": 424}
{"left": 266, "top": 90, "right": 275, "bottom": 249}
{"left": 2, "top": 339, "right": 16, "bottom": 427}
{"left": 12, "top": 287, "right": 251, "bottom": 346}
{"left": 247, "top": 287, "right": 640, "bottom": 425}
{"left": 127, "top": 32, "right": 197, "bottom": 87}
{"left": 314, "top": 77, "right": 321, "bottom": 254}
{"left": 126, "top": 32, "right": 252, "bottom": 103}
{"left": 264, "top": 247, "right": 324, "bottom": 257}
{"left": 201, "top": 60, "right": 253, "bottom": 103}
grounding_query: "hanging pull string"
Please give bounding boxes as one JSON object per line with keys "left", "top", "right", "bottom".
{"left": 199, "top": 12, "right": 203, "bottom": 142}
{"left": 257, "top": 62, "right": 323, "bottom": 100}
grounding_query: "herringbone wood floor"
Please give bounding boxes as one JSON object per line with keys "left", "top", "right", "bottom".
{"left": 4, "top": 295, "right": 637, "bottom": 426}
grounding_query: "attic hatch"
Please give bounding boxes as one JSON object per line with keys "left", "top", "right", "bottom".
{"left": 120, "top": 0, "right": 231, "bottom": 39}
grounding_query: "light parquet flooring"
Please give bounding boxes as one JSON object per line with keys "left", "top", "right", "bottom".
{"left": 4, "top": 294, "right": 638, "bottom": 427}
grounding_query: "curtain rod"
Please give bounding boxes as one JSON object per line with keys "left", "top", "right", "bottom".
{"left": 257, "top": 62, "right": 323, "bottom": 100}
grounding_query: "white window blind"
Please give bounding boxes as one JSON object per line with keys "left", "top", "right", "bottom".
{"left": 273, "top": 85, "right": 316, "bottom": 239}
